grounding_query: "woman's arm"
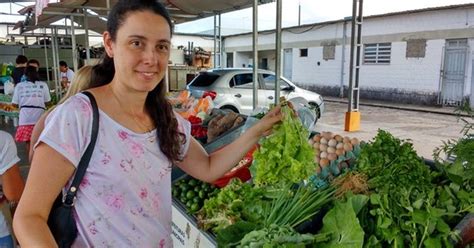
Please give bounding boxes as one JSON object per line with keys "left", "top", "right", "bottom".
{"left": 13, "top": 143, "right": 75, "bottom": 247}
{"left": 177, "top": 106, "right": 282, "bottom": 183}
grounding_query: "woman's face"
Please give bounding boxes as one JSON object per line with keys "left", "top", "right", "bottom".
{"left": 104, "top": 10, "right": 171, "bottom": 92}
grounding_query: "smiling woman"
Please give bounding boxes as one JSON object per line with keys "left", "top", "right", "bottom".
{"left": 13, "top": 0, "right": 283, "bottom": 247}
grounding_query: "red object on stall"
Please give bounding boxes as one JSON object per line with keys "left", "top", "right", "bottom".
{"left": 212, "top": 144, "right": 259, "bottom": 188}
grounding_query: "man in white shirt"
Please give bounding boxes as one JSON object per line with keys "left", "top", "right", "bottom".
{"left": 59, "top": 61, "right": 75, "bottom": 89}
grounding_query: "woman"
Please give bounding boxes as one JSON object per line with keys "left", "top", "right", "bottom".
{"left": 0, "top": 131, "right": 25, "bottom": 248}
{"left": 28, "top": 65, "right": 94, "bottom": 162}
{"left": 11, "top": 66, "right": 51, "bottom": 157}
{"left": 13, "top": 0, "right": 281, "bottom": 247}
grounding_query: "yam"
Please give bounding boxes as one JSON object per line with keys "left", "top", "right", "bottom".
{"left": 334, "top": 134, "right": 343, "bottom": 142}
{"left": 320, "top": 137, "right": 328, "bottom": 145}
{"left": 313, "top": 135, "right": 321, "bottom": 142}
{"left": 336, "top": 143, "right": 344, "bottom": 150}
{"left": 350, "top": 137, "right": 360, "bottom": 146}
{"left": 336, "top": 148, "right": 345, "bottom": 156}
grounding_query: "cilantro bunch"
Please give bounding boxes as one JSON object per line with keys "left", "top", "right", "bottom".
{"left": 253, "top": 103, "right": 315, "bottom": 186}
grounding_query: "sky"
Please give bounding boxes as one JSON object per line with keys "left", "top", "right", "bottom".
{"left": 0, "top": 0, "right": 473, "bottom": 35}
{"left": 175, "top": 0, "right": 474, "bottom": 33}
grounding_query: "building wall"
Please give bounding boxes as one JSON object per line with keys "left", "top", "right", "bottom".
{"left": 223, "top": 6, "right": 474, "bottom": 105}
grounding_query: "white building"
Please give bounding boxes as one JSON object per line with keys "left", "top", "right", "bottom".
{"left": 223, "top": 4, "right": 474, "bottom": 107}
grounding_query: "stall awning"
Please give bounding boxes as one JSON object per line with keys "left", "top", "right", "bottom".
{"left": 16, "top": 0, "right": 274, "bottom": 33}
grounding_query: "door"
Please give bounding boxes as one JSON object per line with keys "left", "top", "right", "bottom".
{"left": 440, "top": 39, "right": 468, "bottom": 106}
{"left": 261, "top": 73, "right": 292, "bottom": 105}
{"left": 229, "top": 73, "right": 267, "bottom": 115}
{"left": 283, "top": 48, "right": 293, "bottom": 80}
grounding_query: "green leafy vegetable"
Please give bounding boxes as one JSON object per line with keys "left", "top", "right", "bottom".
{"left": 253, "top": 103, "right": 315, "bottom": 186}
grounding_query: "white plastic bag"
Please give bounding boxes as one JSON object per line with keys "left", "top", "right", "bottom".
{"left": 4, "top": 80, "right": 14, "bottom": 95}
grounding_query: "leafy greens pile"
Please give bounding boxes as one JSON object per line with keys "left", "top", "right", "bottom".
{"left": 253, "top": 103, "right": 315, "bottom": 186}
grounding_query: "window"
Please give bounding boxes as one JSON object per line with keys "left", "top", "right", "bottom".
{"left": 364, "top": 43, "right": 391, "bottom": 64}
{"left": 323, "top": 44, "right": 335, "bottom": 60}
{"left": 300, "top": 48, "right": 308, "bottom": 57}
{"left": 406, "top": 39, "right": 426, "bottom": 58}
{"left": 262, "top": 74, "right": 290, "bottom": 90}
{"left": 189, "top": 72, "right": 220, "bottom": 87}
{"left": 230, "top": 73, "right": 254, "bottom": 89}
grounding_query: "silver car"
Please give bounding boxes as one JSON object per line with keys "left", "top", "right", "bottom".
{"left": 186, "top": 68, "right": 325, "bottom": 118}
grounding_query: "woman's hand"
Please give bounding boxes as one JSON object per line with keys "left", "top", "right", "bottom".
{"left": 255, "top": 105, "right": 283, "bottom": 137}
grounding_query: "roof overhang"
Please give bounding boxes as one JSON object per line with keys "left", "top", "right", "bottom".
{"left": 16, "top": 0, "right": 274, "bottom": 34}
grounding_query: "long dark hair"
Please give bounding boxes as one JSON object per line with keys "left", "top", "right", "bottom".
{"left": 91, "top": 0, "right": 184, "bottom": 163}
{"left": 25, "top": 66, "right": 40, "bottom": 82}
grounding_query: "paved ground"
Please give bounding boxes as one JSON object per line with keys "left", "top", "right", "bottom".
{"left": 1, "top": 99, "right": 468, "bottom": 173}
{"left": 315, "top": 100, "right": 466, "bottom": 159}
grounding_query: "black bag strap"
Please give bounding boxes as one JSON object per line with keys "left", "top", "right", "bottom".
{"left": 63, "top": 91, "right": 99, "bottom": 207}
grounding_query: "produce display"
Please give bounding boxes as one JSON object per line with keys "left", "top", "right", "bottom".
{"left": 172, "top": 177, "right": 219, "bottom": 213}
{"left": 0, "top": 102, "right": 17, "bottom": 112}
{"left": 170, "top": 95, "right": 473, "bottom": 247}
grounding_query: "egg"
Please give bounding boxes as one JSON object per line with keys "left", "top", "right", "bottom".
{"left": 319, "top": 144, "right": 328, "bottom": 152}
{"left": 343, "top": 143, "right": 353, "bottom": 152}
{"left": 351, "top": 137, "right": 360, "bottom": 146}
{"left": 320, "top": 151, "right": 328, "bottom": 159}
{"left": 320, "top": 158, "right": 330, "bottom": 167}
{"left": 327, "top": 147, "right": 336, "bottom": 154}
{"left": 334, "top": 134, "right": 343, "bottom": 142}
{"left": 336, "top": 148, "right": 345, "bottom": 156}
{"left": 336, "top": 143, "right": 344, "bottom": 150}
{"left": 327, "top": 153, "right": 337, "bottom": 161}
{"left": 328, "top": 139, "right": 338, "bottom": 147}
{"left": 320, "top": 137, "right": 328, "bottom": 145}
{"left": 313, "top": 135, "right": 321, "bottom": 142}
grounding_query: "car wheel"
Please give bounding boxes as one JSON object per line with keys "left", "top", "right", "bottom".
{"left": 308, "top": 102, "right": 320, "bottom": 121}
{"left": 220, "top": 105, "right": 239, "bottom": 113}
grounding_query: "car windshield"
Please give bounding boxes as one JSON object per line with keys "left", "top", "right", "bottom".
{"left": 189, "top": 72, "right": 220, "bottom": 87}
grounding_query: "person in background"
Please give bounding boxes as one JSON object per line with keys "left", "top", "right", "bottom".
{"left": 11, "top": 66, "right": 51, "bottom": 157}
{"left": 0, "top": 131, "right": 25, "bottom": 248}
{"left": 28, "top": 65, "right": 94, "bottom": 162}
{"left": 13, "top": 0, "right": 282, "bottom": 246}
{"left": 26, "top": 59, "right": 40, "bottom": 71}
{"left": 11, "top": 55, "right": 27, "bottom": 85}
{"left": 59, "top": 61, "right": 75, "bottom": 89}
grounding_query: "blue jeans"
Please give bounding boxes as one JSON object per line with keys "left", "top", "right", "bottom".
{"left": 0, "top": 235, "right": 14, "bottom": 248}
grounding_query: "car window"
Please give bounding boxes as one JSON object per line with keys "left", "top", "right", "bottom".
{"left": 230, "top": 73, "right": 256, "bottom": 89}
{"left": 189, "top": 72, "right": 220, "bottom": 87}
{"left": 262, "top": 74, "right": 289, "bottom": 90}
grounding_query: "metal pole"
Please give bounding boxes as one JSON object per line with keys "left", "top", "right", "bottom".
{"left": 298, "top": 1, "right": 301, "bottom": 26}
{"left": 218, "top": 13, "right": 222, "bottom": 68}
{"left": 274, "top": 0, "right": 282, "bottom": 104}
{"left": 70, "top": 15, "right": 78, "bottom": 72}
{"left": 339, "top": 20, "right": 347, "bottom": 98}
{"left": 43, "top": 34, "right": 50, "bottom": 84}
{"left": 252, "top": 0, "right": 259, "bottom": 109}
{"left": 106, "top": 0, "right": 110, "bottom": 15}
{"left": 50, "top": 28, "right": 59, "bottom": 99}
{"left": 354, "top": 0, "right": 363, "bottom": 110}
{"left": 347, "top": 0, "right": 357, "bottom": 113}
{"left": 213, "top": 14, "right": 217, "bottom": 68}
{"left": 83, "top": 10, "right": 90, "bottom": 63}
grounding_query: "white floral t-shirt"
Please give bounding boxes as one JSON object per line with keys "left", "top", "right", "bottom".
{"left": 38, "top": 93, "right": 191, "bottom": 247}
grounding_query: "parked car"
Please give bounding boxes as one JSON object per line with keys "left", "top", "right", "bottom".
{"left": 186, "top": 68, "right": 325, "bottom": 119}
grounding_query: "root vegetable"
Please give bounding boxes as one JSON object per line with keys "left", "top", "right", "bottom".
{"left": 343, "top": 136, "right": 351, "bottom": 144}
{"left": 334, "top": 134, "right": 343, "bottom": 142}
{"left": 313, "top": 142, "right": 320, "bottom": 149}
{"left": 313, "top": 135, "right": 321, "bottom": 142}
{"left": 336, "top": 143, "right": 344, "bottom": 150}
{"left": 320, "top": 137, "right": 328, "bottom": 145}
{"left": 336, "top": 148, "right": 345, "bottom": 156}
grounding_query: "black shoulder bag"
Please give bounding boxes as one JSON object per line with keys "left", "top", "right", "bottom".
{"left": 47, "top": 91, "right": 99, "bottom": 248}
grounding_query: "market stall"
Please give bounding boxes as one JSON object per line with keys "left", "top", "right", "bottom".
{"left": 169, "top": 98, "right": 474, "bottom": 247}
